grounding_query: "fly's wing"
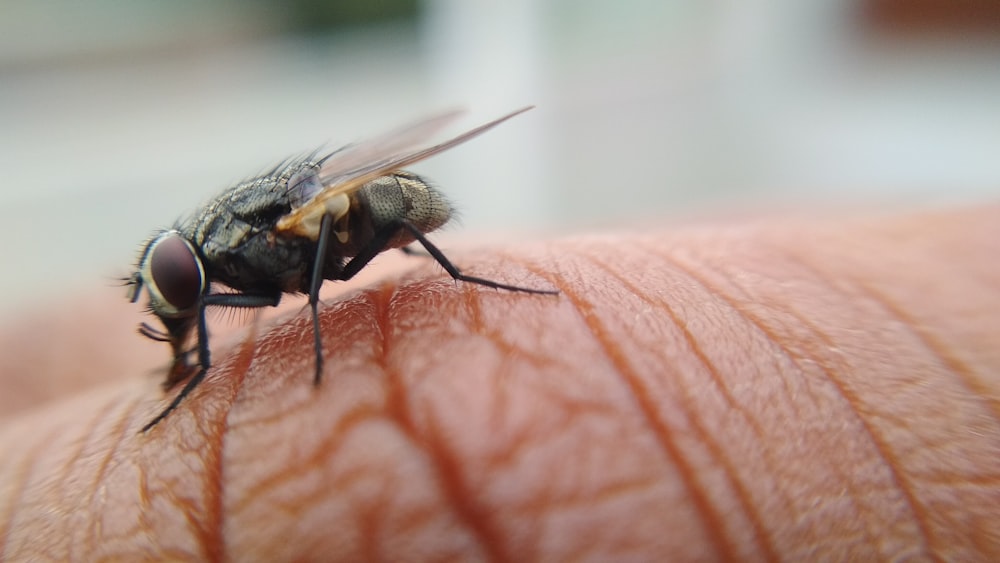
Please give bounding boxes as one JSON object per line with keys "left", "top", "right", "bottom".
{"left": 275, "top": 106, "right": 534, "bottom": 234}
{"left": 317, "top": 108, "right": 464, "bottom": 182}
{"left": 284, "top": 109, "right": 464, "bottom": 209}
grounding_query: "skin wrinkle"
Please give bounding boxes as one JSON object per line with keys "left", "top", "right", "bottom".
{"left": 646, "top": 242, "right": 807, "bottom": 427}
{"left": 88, "top": 396, "right": 146, "bottom": 543}
{"left": 578, "top": 249, "right": 780, "bottom": 561}
{"left": 367, "top": 286, "right": 460, "bottom": 555}
{"left": 477, "top": 255, "right": 626, "bottom": 487}
{"left": 222, "top": 313, "right": 333, "bottom": 431}
{"left": 744, "top": 299, "right": 895, "bottom": 550}
{"left": 541, "top": 271, "right": 735, "bottom": 561}
{"left": 418, "top": 408, "right": 508, "bottom": 562}
{"left": 790, "top": 236, "right": 1000, "bottom": 553}
{"left": 667, "top": 239, "right": 940, "bottom": 559}
{"left": 776, "top": 246, "right": 1000, "bottom": 558}
{"left": 200, "top": 333, "right": 259, "bottom": 563}
{"left": 473, "top": 387, "right": 600, "bottom": 530}
{"left": 772, "top": 242, "right": 992, "bottom": 557}
{"left": 633, "top": 238, "right": 930, "bottom": 559}
{"left": 520, "top": 254, "right": 784, "bottom": 558}
{"left": 6, "top": 421, "right": 98, "bottom": 560}
{"left": 174, "top": 342, "right": 256, "bottom": 563}
{"left": 491, "top": 251, "right": 589, "bottom": 368}
{"left": 829, "top": 214, "right": 998, "bottom": 393}
{"left": 358, "top": 481, "right": 395, "bottom": 563}
{"left": 850, "top": 277, "right": 998, "bottom": 425}
{"left": 377, "top": 285, "right": 508, "bottom": 563}
{"left": 136, "top": 456, "right": 154, "bottom": 552}
{"left": 221, "top": 306, "right": 393, "bottom": 559}
{"left": 491, "top": 400, "right": 645, "bottom": 556}
{"left": 226, "top": 279, "right": 493, "bottom": 560}
{"left": 483, "top": 392, "right": 605, "bottom": 554}
{"left": 600, "top": 243, "right": 775, "bottom": 442}
{"left": 664, "top": 248, "right": 911, "bottom": 557}
{"left": 779, "top": 238, "right": 999, "bottom": 425}
{"left": 41, "top": 390, "right": 126, "bottom": 547}
{"left": 58, "top": 392, "right": 121, "bottom": 492}
{"left": 282, "top": 432, "right": 370, "bottom": 512}
{"left": 918, "top": 471, "right": 1000, "bottom": 487}
{"left": 404, "top": 256, "right": 692, "bottom": 559}
{"left": 125, "top": 349, "right": 250, "bottom": 561}
{"left": 478, "top": 384, "right": 620, "bottom": 478}
{"left": 461, "top": 276, "right": 546, "bottom": 366}
{"left": 619, "top": 241, "right": 809, "bottom": 508}
{"left": 390, "top": 503, "right": 470, "bottom": 560}
{"left": 526, "top": 475, "right": 663, "bottom": 515}
{"left": 241, "top": 408, "right": 380, "bottom": 515}
{"left": 176, "top": 434, "right": 219, "bottom": 562}
{"left": 456, "top": 270, "right": 567, "bottom": 474}
{"left": 463, "top": 275, "right": 486, "bottom": 334}
{"left": 0, "top": 427, "right": 60, "bottom": 559}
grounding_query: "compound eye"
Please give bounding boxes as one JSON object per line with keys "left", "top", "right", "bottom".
{"left": 148, "top": 234, "right": 204, "bottom": 312}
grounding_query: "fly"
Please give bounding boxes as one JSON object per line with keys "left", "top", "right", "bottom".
{"left": 126, "top": 106, "right": 558, "bottom": 432}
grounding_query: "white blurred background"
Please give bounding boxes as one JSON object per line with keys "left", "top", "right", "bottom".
{"left": 1, "top": 0, "right": 998, "bottom": 314}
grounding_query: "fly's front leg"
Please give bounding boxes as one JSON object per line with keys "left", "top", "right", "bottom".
{"left": 140, "top": 291, "right": 281, "bottom": 433}
{"left": 139, "top": 323, "right": 201, "bottom": 388}
{"left": 137, "top": 322, "right": 171, "bottom": 342}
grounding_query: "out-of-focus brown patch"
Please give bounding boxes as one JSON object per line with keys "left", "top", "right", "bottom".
{"left": 859, "top": 0, "right": 1000, "bottom": 36}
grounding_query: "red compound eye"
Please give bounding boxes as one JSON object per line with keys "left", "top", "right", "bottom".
{"left": 148, "top": 234, "right": 203, "bottom": 312}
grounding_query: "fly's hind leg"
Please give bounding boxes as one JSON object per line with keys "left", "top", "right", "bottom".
{"left": 337, "top": 218, "right": 560, "bottom": 292}
{"left": 391, "top": 221, "right": 559, "bottom": 295}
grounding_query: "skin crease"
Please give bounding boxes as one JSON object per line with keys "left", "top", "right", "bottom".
{"left": 0, "top": 205, "right": 999, "bottom": 561}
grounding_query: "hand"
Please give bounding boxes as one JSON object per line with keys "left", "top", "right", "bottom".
{"left": 1, "top": 205, "right": 998, "bottom": 560}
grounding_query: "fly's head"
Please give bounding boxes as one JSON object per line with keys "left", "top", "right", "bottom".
{"left": 127, "top": 229, "right": 206, "bottom": 324}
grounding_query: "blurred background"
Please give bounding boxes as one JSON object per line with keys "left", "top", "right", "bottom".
{"left": 1, "top": 0, "right": 998, "bottom": 315}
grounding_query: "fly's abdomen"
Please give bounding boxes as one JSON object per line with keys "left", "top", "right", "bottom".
{"left": 359, "top": 172, "right": 453, "bottom": 244}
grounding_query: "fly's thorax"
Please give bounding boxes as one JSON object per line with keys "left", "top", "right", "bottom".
{"left": 358, "top": 172, "right": 453, "bottom": 235}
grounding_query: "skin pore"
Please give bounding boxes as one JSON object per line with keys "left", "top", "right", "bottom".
{"left": 1, "top": 204, "right": 998, "bottom": 560}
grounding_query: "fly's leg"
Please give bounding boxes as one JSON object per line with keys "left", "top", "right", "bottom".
{"left": 337, "top": 218, "right": 561, "bottom": 288}
{"left": 141, "top": 302, "right": 210, "bottom": 432}
{"left": 391, "top": 221, "right": 559, "bottom": 295}
{"left": 139, "top": 323, "right": 198, "bottom": 381}
{"left": 308, "top": 214, "right": 336, "bottom": 385}
{"left": 138, "top": 322, "right": 172, "bottom": 342}
{"left": 140, "top": 291, "right": 281, "bottom": 433}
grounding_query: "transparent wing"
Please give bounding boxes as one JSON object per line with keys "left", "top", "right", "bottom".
{"left": 276, "top": 106, "right": 534, "bottom": 234}
{"left": 317, "top": 108, "right": 465, "bottom": 184}
{"left": 285, "top": 109, "right": 463, "bottom": 208}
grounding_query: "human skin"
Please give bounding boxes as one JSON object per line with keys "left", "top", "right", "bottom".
{"left": 0, "top": 205, "right": 998, "bottom": 561}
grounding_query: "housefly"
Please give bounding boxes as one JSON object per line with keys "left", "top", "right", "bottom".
{"left": 126, "top": 106, "right": 557, "bottom": 432}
